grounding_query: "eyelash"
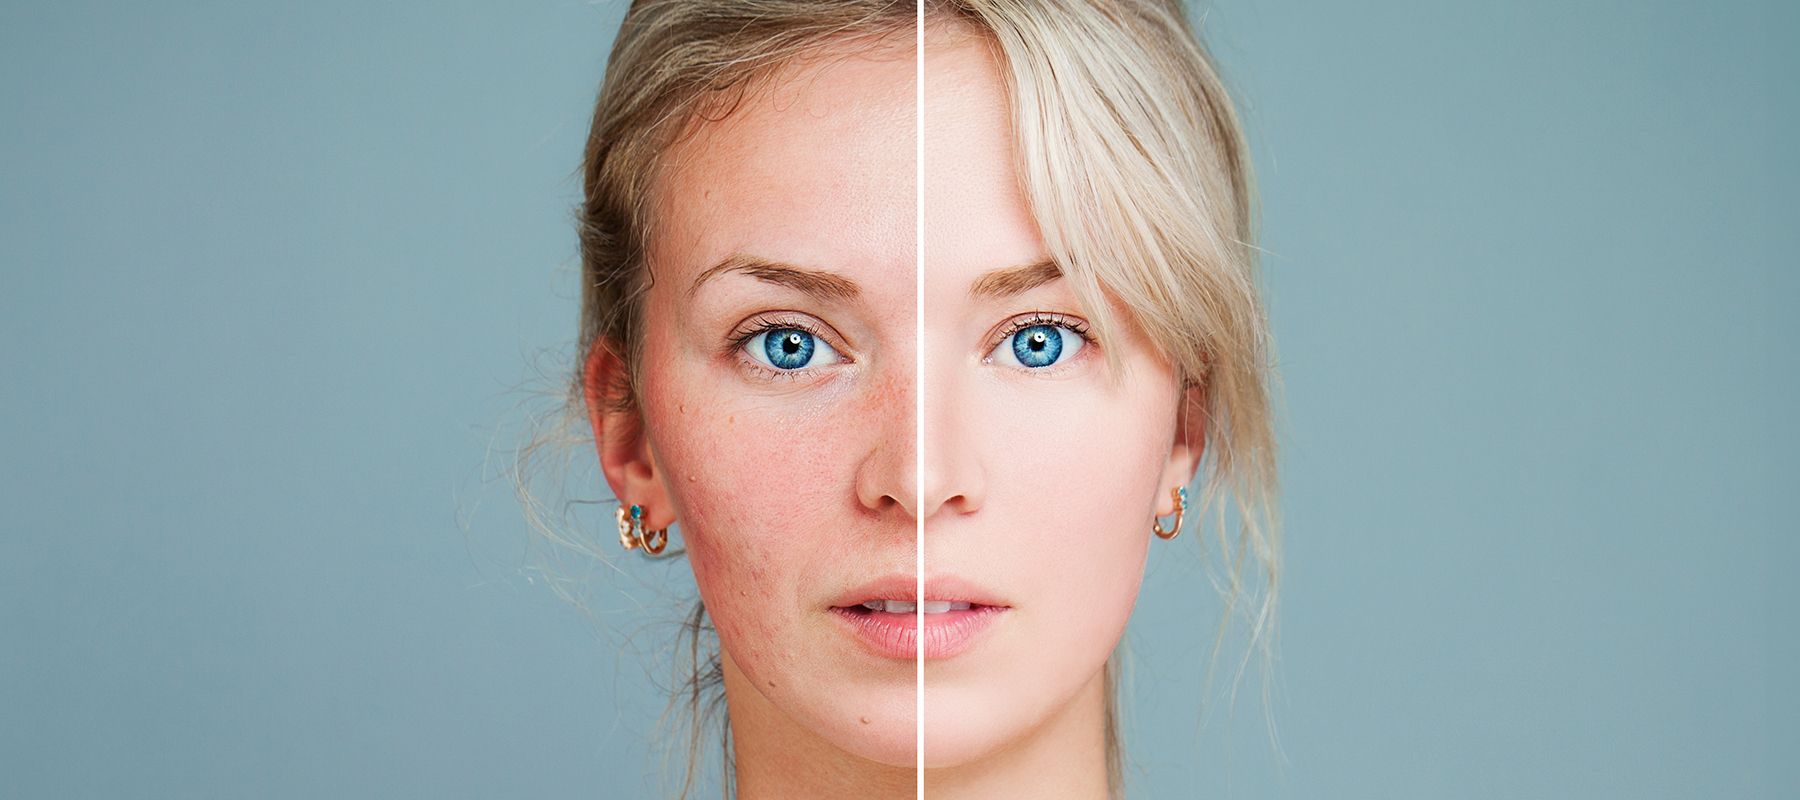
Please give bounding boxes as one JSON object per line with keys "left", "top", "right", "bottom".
{"left": 991, "top": 312, "right": 1096, "bottom": 352}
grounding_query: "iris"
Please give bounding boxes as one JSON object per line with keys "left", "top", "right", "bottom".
{"left": 764, "top": 328, "right": 816, "bottom": 369}
{"left": 1012, "top": 324, "right": 1063, "bottom": 368}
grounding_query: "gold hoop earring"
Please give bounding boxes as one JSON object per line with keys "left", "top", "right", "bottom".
{"left": 616, "top": 504, "right": 670, "bottom": 555}
{"left": 641, "top": 522, "right": 668, "bottom": 555}
{"left": 1152, "top": 487, "right": 1187, "bottom": 540}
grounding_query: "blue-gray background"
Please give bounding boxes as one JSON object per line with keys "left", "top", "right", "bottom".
{"left": 1, "top": 1, "right": 1792, "bottom": 798}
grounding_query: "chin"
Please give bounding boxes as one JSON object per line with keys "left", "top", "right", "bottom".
{"left": 807, "top": 685, "right": 921, "bottom": 767}
{"left": 919, "top": 681, "right": 1022, "bottom": 769}
{"left": 840, "top": 720, "right": 920, "bottom": 768}
{"left": 921, "top": 651, "right": 1115, "bottom": 770}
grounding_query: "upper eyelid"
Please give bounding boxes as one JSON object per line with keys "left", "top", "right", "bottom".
{"left": 729, "top": 311, "right": 855, "bottom": 364}
{"left": 731, "top": 312, "right": 836, "bottom": 342}
{"left": 985, "top": 312, "right": 1094, "bottom": 354}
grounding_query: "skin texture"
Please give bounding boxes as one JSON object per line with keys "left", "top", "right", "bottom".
{"left": 586, "top": 27, "right": 1199, "bottom": 800}
{"left": 921, "top": 31, "right": 1202, "bottom": 799}
{"left": 587, "top": 43, "right": 918, "bottom": 798}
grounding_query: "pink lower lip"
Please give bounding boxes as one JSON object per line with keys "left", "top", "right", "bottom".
{"left": 831, "top": 606, "right": 1005, "bottom": 659}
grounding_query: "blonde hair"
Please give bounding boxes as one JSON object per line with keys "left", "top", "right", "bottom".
{"left": 527, "top": 0, "right": 1274, "bottom": 795}
{"left": 934, "top": 1, "right": 1278, "bottom": 793}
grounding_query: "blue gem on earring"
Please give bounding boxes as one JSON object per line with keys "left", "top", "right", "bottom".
{"left": 630, "top": 505, "right": 643, "bottom": 519}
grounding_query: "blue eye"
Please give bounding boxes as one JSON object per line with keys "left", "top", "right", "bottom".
{"left": 745, "top": 327, "right": 841, "bottom": 370}
{"left": 995, "top": 323, "right": 1084, "bottom": 369}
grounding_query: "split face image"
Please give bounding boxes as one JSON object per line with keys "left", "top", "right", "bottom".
{"left": 580, "top": 3, "right": 1275, "bottom": 797}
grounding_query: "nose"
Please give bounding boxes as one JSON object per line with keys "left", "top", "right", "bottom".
{"left": 855, "top": 363, "right": 919, "bottom": 520}
{"left": 921, "top": 366, "right": 984, "bottom": 520}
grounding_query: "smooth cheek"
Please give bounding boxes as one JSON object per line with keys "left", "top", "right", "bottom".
{"left": 930, "top": 373, "right": 1176, "bottom": 760}
{"left": 999, "top": 392, "right": 1163, "bottom": 605}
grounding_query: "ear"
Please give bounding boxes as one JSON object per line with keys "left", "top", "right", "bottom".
{"left": 1154, "top": 381, "right": 1207, "bottom": 518}
{"left": 584, "top": 339, "right": 677, "bottom": 531}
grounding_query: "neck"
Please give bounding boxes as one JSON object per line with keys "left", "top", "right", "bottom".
{"left": 923, "top": 667, "right": 1112, "bottom": 800}
{"left": 722, "top": 651, "right": 916, "bottom": 800}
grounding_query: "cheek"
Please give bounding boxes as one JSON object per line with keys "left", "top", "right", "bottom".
{"left": 633, "top": 355, "right": 879, "bottom": 663}
{"left": 987, "top": 385, "right": 1177, "bottom": 646}
{"left": 646, "top": 395, "right": 848, "bottom": 603}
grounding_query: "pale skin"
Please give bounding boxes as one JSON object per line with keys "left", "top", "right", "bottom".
{"left": 920, "top": 30, "right": 1202, "bottom": 800}
{"left": 586, "top": 28, "right": 1199, "bottom": 800}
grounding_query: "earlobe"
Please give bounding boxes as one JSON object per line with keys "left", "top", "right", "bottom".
{"left": 584, "top": 339, "right": 677, "bottom": 532}
{"left": 1155, "top": 443, "right": 1201, "bottom": 518}
{"left": 1155, "top": 384, "right": 1207, "bottom": 518}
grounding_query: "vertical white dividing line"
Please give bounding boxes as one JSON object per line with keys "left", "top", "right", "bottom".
{"left": 914, "top": 1, "right": 927, "bottom": 798}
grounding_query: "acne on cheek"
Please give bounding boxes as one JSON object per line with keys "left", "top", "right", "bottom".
{"left": 646, "top": 393, "right": 853, "bottom": 576}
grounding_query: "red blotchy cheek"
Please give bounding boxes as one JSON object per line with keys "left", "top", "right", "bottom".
{"left": 649, "top": 395, "right": 858, "bottom": 613}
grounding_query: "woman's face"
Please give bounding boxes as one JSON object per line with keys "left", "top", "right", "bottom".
{"left": 597, "top": 47, "right": 920, "bottom": 766}
{"left": 919, "top": 35, "right": 1200, "bottom": 767}
{"left": 594, "top": 29, "right": 1196, "bottom": 775}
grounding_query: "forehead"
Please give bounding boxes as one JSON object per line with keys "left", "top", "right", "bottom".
{"left": 649, "top": 43, "right": 917, "bottom": 280}
{"left": 922, "top": 35, "right": 1047, "bottom": 291}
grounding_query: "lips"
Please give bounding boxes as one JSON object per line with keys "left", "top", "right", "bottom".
{"left": 857, "top": 600, "right": 972, "bottom": 614}
{"left": 830, "top": 574, "right": 1006, "bottom": 659}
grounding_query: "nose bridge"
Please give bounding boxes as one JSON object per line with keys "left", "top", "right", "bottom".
{"left": 921, "top": 347, "right": 983, "bottom": 520}
{"left": 855, "top": 347, "right": 920, "bottom": 520}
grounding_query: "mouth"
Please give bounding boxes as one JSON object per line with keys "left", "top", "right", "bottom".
{"left": 840, "top": 600, "right": 978, "bottom": 615}
{"left": 829, "top": 576, "right": 1008, "bottom": 659}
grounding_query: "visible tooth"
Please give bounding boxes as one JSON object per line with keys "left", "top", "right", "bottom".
{"left": 947, "top": 602, "right": 971, "bottom": 611}
{"left": 862, "top": 600, "right": 884, "bottom": 611}
{"left": 883, "top": 600, "right": 916, "bottom": 614}
{"left": 920, "top": 601, "right": 951, "bottom": 614}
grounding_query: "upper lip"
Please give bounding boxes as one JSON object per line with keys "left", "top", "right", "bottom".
{"left": 828, "top": 573, "right": 1009, "bottom": 609}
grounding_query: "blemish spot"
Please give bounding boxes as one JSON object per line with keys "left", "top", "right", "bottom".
{"left": 860, "top": 716, "right": 871, "bottom": 725}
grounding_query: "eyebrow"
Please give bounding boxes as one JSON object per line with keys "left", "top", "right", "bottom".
{"left": 969, "top": 259, "right": 1063, "bottom": 300}
{"left": 688, "top": 254, "right": 862, "bottom": 301}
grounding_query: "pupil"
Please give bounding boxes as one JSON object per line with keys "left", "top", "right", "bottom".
{"left": 1029, "top": 332, "right": 1048, "bottom": 351}
{"left": 782, "top": 333, "right": 801, "bottom": 354}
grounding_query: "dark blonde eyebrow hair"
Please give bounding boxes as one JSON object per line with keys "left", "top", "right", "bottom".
{"left": 688, "top": 253, "right": 861, "bottom": 301}
{"left": 969, "top": 259, "right": 1063, "bottom": 299}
